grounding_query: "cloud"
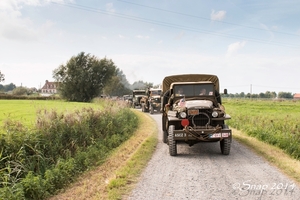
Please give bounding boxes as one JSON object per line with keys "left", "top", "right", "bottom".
{"left": 118, "top": 34, "right": 126, "bottom": 39}
{"left": 226, "top": 41, "right": 246, "bottom": 57}
{"left": 210, "top": 9, "right": 226, "bottom": 21}
{"left": 106, "top": 3, "right": 115, "bottom": 13}
{"left": 0, "top": 0, "right": 67, "bottom": 41}
{"left": 136, "top": 35, "right": 149, "bottom": 39}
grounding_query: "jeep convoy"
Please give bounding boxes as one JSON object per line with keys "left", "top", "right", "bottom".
{"left": 140, "top": 88, "right": 162, "bottom": 114}
{"left": 161, "top": 74, "right": 232, "bottom": 156}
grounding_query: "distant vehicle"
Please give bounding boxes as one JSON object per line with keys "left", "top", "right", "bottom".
{"left": 140, "top": 88, "right": 162, "bottom": 114}
{"left": 161, "top": 74, "right": 232, "bottom": 156}
{"left": 132, "top": 89, "right": 146, "bottom": 108}
{"left": 123, "top": 94, "right": 133, "bottom": 106}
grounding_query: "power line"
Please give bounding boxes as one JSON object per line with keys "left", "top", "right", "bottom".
{"left": 117, "top": 0, "right": 300, "bottom": 37}
{"left": 51, "top": 2, "right": 300, "bottom": 48}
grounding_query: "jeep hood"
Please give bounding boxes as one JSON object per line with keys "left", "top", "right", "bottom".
{"left": 183, "top": 100, "right": 213, "bottom": 109}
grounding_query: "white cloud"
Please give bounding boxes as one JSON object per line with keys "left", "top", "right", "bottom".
{"left": 106, "top": 3, "right": 115, "bottom": 13}
{"left": 226, "top": 41, "right": 246, "bottom": 57}
{"left": 210, "top": 9, "right": 226, "bottom": 21}
{"left": 0, "top": 0, "right": 68, "bottom": 41}
{"left": 118, "top": 34, "right": 126, "bottom": 39}
{"left": 136, "top": 35, "right": 149, "bottom": 39}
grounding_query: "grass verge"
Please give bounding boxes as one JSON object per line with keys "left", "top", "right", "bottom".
{"left": 232, "top": 128, "right": 300, "bottom": 187}
{"left": 48, "top": 110, "right": 158, "bottom": 200}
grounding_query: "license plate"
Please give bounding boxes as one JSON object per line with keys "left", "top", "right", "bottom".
{"left": 210, "top": 133, "right": 229, "bottom": 138}
{"left": 222, "top": 133, "right": 229, "bottom": 137}
{"left": 210, "top": 133, "right": 221, "bottom": 138}
{"left": 188, "top": 109, "right": 199, "bottom": 115}
{"left": 175, "top": 133, "right": 185, "bottom": 137}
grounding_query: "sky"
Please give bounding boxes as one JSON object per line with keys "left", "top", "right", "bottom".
{"left": 1, "top": 0, "right": 300, "bottom": 94}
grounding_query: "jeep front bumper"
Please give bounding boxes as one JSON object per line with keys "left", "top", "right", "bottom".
{"left": 172, "top": 126, "right": 232, "bottom": 141}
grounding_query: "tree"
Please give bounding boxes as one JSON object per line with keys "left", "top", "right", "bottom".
{"left": 131, "top": 80, "right": 153, "bottom": 90}
{"left": 103, "top": 69, "right": 131, "bottom": 96}
{"left": 0, "top": 71, "right": 4, "bottom": 83}
{"left": 12, "top": 87, "right": 28, "bottom": 95}
{"left": 4, "top": 83, "right": 16, "bottom": 92}
{"left": 278, "top": 92, "right": 293, "bottom": 99}
{"left": 53, "top": 52, "right": 116, "bottom": 102}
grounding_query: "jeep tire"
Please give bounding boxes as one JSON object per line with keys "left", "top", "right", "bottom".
{"left": 168, "top": 125, "right": 177, "bottom": 156}
{"left": 220, "top": 138, "right": 231, "bottom": 155}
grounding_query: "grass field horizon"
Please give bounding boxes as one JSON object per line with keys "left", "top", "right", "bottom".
{"left": 0, "top": 99, "right": 104, "bottom": 129}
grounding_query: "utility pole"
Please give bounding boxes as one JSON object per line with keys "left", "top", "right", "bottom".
{"left": 250, "top": 84, "right": 252, "bottom": 99}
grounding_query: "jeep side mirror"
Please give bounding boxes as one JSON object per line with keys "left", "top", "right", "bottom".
{"left": 224, "top": 89, "right": 227, "bottom": 94}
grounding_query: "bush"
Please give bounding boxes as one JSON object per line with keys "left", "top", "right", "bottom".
{"left": 0, "top": 99, "right": 138, "bottom": 199}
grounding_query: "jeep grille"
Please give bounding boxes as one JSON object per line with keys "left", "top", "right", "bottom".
{"left": 191, "top": 112, "right": 210, "bottom": 127}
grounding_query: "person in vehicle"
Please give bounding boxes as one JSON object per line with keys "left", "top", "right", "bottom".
{"left": 199, "top": 88, "right": 206, "bottom": 95}
{"left": 176, "top": 87, "right": 184, "bottom": 96}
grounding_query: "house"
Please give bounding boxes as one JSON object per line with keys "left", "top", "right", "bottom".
{"left": 41, "top": 80, "right": 59, "bottom": 96}
{"left": 293, "top": 93, "right": 300, "bottom": 100}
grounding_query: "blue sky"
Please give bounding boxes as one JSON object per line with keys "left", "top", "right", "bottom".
{"left": 1, "top": 0, "right": 300, "bottom": 94}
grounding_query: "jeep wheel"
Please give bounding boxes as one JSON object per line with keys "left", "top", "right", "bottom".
{"left": 220, "top": 138, "right": 231, "bottom": 155}
{"left": 168, "top": 125, "right": 177, "bottom": 156}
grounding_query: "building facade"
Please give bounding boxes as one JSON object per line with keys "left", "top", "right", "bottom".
{"left": 41, "top": 80, "right": 59, "bottom": 96}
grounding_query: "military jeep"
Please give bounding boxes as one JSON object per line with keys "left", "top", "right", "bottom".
{"left": 141, "top": 88, "right": 162, "bottom": 114}
{"left": 161, "top": 74, "right": 232, "bottom": 156}
{"left": 132, "top": 89, "right": 146, "bottom": 108}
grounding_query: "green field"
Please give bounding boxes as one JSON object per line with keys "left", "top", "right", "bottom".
{"left": 0, "top": 99, "right": 103, "bottom": 128}
{"left": 224, "top": 98, "right": 300, "bottom": 159}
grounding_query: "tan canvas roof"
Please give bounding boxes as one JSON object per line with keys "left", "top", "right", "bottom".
{"left": 162, "top": 74, "right": 219, "bottom": 93}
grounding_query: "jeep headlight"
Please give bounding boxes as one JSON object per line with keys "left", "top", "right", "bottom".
{"left": 212, "top": 111, "right": 218, "bottom": 118}
{"left": 179, "top": 112, "right": 187, "bottom": 119}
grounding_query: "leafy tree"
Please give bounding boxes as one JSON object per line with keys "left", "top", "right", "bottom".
{"left": 278, "top": 92, "right": 293, "bottom": 99}
{"left": 103, "top": 69, "right": 131, "bottom": 96}
{"left": 4, "top": 83, "right": 16, "bottom": 92}
{"left": 0, "top": 71, "right": 4, "bottom": 82}
{"left": 259, "top": 92, "right": 265, "bottom": 98}
{"left": 53, "top": 52, "right": 116, "bottom": 102}
{"left": 131, "top": 80, "right": 153, "bottom": 90}
{"left": 12, "top": 87, "right": 28, "bottom": 95}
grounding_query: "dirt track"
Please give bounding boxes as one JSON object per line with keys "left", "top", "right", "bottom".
{"left": 126, "top": 112, "right": 300, "bottom": 200}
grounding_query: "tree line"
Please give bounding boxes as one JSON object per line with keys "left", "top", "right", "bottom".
{"left": 0, "top": 53, "right": 154, "bottom": 101}
{"left": 223, "top": 91, "right": 294, "bottom": 99}
{"left": 0, "top": 54, "right": 297, "bottom": 102}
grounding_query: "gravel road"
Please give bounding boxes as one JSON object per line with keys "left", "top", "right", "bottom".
{"left": 126, "top": 112, "right": 300, "bottom": 200}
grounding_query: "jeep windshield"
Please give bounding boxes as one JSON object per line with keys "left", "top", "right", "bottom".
{"left": 151, "top": 90, "right": 162, "bottom": 95}
{"left": 173, "top": 84, "right": 214, "bottom": 97}
{"left": 133, "top": 91, "right": 145, "bottom": 96}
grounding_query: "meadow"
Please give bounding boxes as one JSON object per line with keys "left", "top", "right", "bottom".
{"left": 0, "top": 99, "right": 104, "bottom": 128}
{"left": 0, "top": 99, "right": 138, "bottom": 200}
{"left": 223, "top": 98, "right": 300, "bottom": 160}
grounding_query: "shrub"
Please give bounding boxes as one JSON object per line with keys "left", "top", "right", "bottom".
{"left": 0, "top": 99, "right": 139, "bottom": 199}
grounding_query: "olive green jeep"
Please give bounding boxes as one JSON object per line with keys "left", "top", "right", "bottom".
{"left": 132, "top": 89, "right": 146, "bottom": 108}
{"left": 140, "top": 88, "right": 162, "bottom": 114}
{"left": 161, "top": 74, "right": 232, "bottom": 156}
